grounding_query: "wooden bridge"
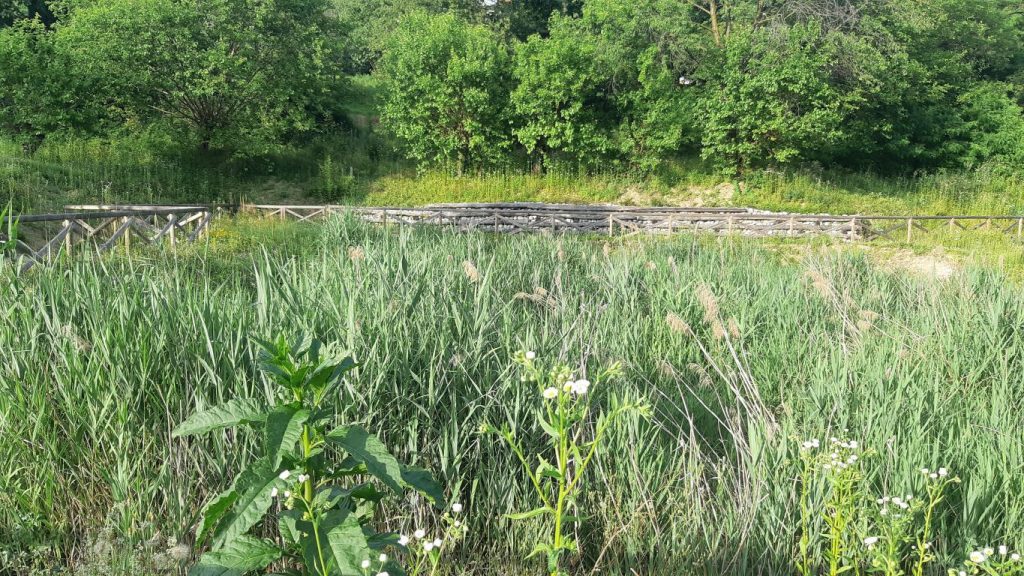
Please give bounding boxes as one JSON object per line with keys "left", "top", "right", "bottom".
{"left": 3, "top": 202, "right": 1022, "bottom": 272}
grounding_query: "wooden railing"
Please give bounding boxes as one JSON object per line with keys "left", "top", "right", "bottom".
{"left": 244, "top": 203, "right": 1024, "bottom": 242}
{"left": 4, "top": 206, "right": 213, "bottom": 272}
{"left": 5, "top": 202, "right": 1022, "bottom": 273}
{"left": 243, "top": 203, "right": 864, "bottom": 238}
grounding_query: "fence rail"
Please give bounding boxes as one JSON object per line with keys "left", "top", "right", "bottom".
{"left": 242, "top": 203, "right": 1024, "bottom": 242}
{"left": 4, "top": 206, "right": 212, "bottom": 272}
{"left": 5, "top": 202, "right": 1022, "bottom": 273}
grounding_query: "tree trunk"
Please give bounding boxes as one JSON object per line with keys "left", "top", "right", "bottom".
{"left": 710, "top": 1, "right": 722, "bottom": 46}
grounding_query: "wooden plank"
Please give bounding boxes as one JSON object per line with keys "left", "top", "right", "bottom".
{"left": 187, "top": 211, "right": 212, "bottom": 242}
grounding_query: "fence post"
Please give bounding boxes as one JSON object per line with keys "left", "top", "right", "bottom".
{"left": 168, "top": 214, "right": 178, "bottom": 247}
{"left": 906, "top": 218, "right": 912, "bottom": 242}
{"left": 63, "top": 220, "right": 72, "bottom": 257}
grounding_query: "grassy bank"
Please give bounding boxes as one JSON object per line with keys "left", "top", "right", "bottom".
{"left": 5, "top": 136, "right": 1024, "bottom": 217}
{"left": 2, "top": 217, "right": 1023, "bottom": 574}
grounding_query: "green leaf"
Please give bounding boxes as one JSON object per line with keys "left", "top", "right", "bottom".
{"left": 535, "top": 457, "right": 561, "bottom": 480}
{"left": 313, "top": 485, "right": 354, "bottom": 509}
{"left": 505, "top": 506, "right": 553, "bottom": 521}
{"left": 173, "top": 398, "right": 268, "bottom": 437}
{"left": 400, "top": 465, "right": 445, "bottom": 508}
{"left": 326, "top": 425, "right": 403, "bottom": 494}
{"left": 537, "top": 414, "right": 561, "bottom": 439}
{"left": 213, "top": 458, "right": 288, "bottom": 549}
{"left": 525, "top": 542, "right": 552, "bottom": 559}
{"left": 348, "top": 482, "right": 386, "bottom": 503}
{"left": 278, "top": 509, "right": 303, "bottom": 547}
{"left": 301, "top": 509, "right": 372, "bottom": 576}
{"left": 265, "top": 405, "right": 309, "bottom": 468}
{"left": 196, "top": 488, "right": 238, "bottom": 545}
{"left": 189, "top": 535, "right": 283, "bottom": 576}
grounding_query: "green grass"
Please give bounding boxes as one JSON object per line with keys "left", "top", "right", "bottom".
{"left": 2, "top": 217, "right": 1024, "bottom": 574}
{"left": 5, "top": 134, "right": 1024, "bottom": 218}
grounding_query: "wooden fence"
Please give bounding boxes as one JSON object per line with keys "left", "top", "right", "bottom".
{"left": 244, "top": 203, "right": 863, "bottom": 238}
{"left": 3, "top": 205, "right": 213, "bottom": 272}
{"left": 242, "top": 203, "right": 1024, "bottom": 242}
{"left": 5, "top": 202, "right": 1022, "bottom": 273}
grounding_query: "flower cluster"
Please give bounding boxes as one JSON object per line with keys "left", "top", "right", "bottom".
{"left": 952, "top": 545, "right": 1024, "bottom": 576}
{"left": 359, "top": 553, "right": 391, "bottom": 576}
{"left": 402, "top": 503, "right": 468, "bottom": 576}
{"left": 876, "top": 494, "right": 913, "bottom": 516}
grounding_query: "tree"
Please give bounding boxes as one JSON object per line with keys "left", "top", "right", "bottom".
{"left": 695, "top": 22, "right": 865, "bottom": 173}
{"left": 485, "top": 0, "right": 584, "bottom": 40}
{"left": 511, "top": 0, "right": 691, "bottom": 172}
{"left": 376, "top": 12, "right": 513, "bottom": 174}
{"left": 53, "top": 0, "right": 342, "bottom": 154}
{"left": 954, "top": 82, "right": 1024, "bottom": 173}
{"left": 0, "top": 18, "right": 101, "bottom": 151}
{"left": 333, "top": 0, "right": 484, "bottom": 74}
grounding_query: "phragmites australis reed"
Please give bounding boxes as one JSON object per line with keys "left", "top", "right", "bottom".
{"left": 666, "top": 312, "right": 692, "bottom": 335}
{"left": 463, "top": 260, "right": 480, "bottom": 283}
{"left": 348, "top": 245, "right": 365, "bottom": 262}
{"left": 696, "top": 282, "right": 726, "bottom": 340}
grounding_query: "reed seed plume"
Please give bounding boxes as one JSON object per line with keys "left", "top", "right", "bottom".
{"left": 463, "top": 260, "right": 480, "bottom": 283}
{"left": 666, "top": 312, "right": 692, "bottom": 335}
{"left": 348, "top": 245, "right": 365, "bottom": 262}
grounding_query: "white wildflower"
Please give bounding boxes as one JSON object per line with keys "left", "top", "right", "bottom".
{"left": 984, "top": 547, "right": 995, "bottom": 556}
{"left": 970, "top": 550, "right": 987, "bottom": 563}
{"left": 938, "top": 468, "right": 948, "bottom": 477}
{"left": 959, "top": 571, "right": 967, "bottom": 576}
{"left": 543, "top": 387, "right": 558, "bottom": 400}
{"left": 1011, "top": 553, "right": 1020, "bottom": 561}
{"left": 376, "top": 572, "right": 389, "bottom": 576}
{"left": 423, "top": 542, "right": 434, "bottom": 552}
{"left": 863, "top": 536, "right": 879, "bottom": 548}
{"left": 1000, "top": 545, "right": 1008, "bottom": 556}
{"left": 279, "top": 470, "right": 291, "bottom": 480}
{"left": 929, "top": 473, "right": 938, "bottom": 479}
{"left": 433, "top": 538, "right": 443, "bottom": 548}
{"left": 570, "top": 379, "right": 590, "bottom": 395}
{"left": 398, "top": 535, "right": 410, "bottom": 546}
{"left": 361, "top": 559, "right": 371, "bottom": 569}
{"left": 283, "top": 491, "right": 291, "bottom": 498}
{"left": 525, "top": 351, "right": 536, "bottom": 360}
{"left": 921, "top": 468, "right": 929, "bottom": 475}
{"left": 271, "top": 488, "right": 279, "bottom": 498}
{"left": 849, "top": 440, "right": 859, "bottom": 449}
{"left": 379, "top": 553, "right": 387, "bottom": 563}
{"left": 414, "top": 529, "right": 426, "bottom": 539}
{"left": 298, "top": 474, "right": 308, "bottom": 483}
{"left": 452, "top": 502, "right": 463, "bottom": 513}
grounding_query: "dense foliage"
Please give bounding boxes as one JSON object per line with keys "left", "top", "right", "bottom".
{"left": 1, "top": 0, "right": 1022, "bottom": 174}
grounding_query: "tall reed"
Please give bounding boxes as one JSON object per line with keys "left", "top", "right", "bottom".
{"left": 1, "top": 216, "right": 1022, "bottom": 574}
